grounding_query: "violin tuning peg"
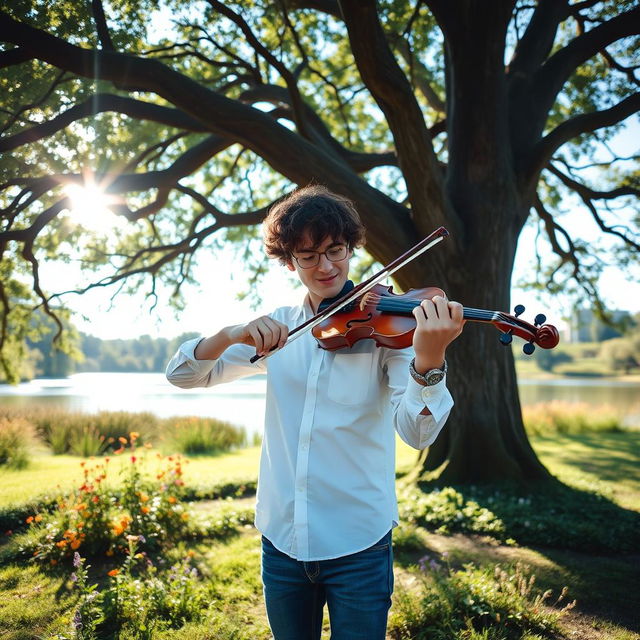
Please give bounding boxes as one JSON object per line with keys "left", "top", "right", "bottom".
{"left": 534, "top": 313, "right": 546, "bottom": 326}
{"left": 514, "top": 304, "right": 525, "bottom": 317}
{"left": 523, "top": 342, "right": 535, "bottom": 355}
{"left": 499, "top": 331, "right": 513, "bottom": 346}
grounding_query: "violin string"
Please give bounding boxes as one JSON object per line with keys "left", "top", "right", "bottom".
{"left": 375, "top": 298, "right": 542, "bottom": 331}
{"left": 375, "top": 298, "right": 500, "bottom": 322}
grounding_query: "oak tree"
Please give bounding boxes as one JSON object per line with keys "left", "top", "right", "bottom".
{"left": 1, "top": 0, "right": 638, "bottom": 482}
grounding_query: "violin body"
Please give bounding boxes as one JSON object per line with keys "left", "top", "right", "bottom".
{"left": 312, "top": 284, "right": 560, "bottom": 354}
{"left": 312, "top": 284, "right": 443, "bottom": 350}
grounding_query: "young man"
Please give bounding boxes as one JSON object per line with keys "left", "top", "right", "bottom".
{"left": 166, "top": 184, "right": 464, "bottom": 640}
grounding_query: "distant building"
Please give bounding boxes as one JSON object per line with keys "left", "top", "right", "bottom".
{"left": 566, "top": 307, "right": 633, "bottom": 343}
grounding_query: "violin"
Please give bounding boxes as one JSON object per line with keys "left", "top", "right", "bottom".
{"left": 312, "top": 283, "right": 560, "bottom": 355}
{"left": 249, "top": 226, "right": 559, "bottom": 363}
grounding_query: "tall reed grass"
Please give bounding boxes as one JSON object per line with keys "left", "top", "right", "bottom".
{"left": 0, "top": 415, "right": 34, "bottom": 468}
{"left": 162, "top": 416, "right": 246, "bottom": 454}
{"left": 0, "top": 407, "right": 246, "bottom": 457}
{"left": 522, "top": 401, "right": 625, "bottom": 436}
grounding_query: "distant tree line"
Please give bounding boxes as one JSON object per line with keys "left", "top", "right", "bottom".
{"left": 9, "top": 325, "right": 201, "bottom": 381}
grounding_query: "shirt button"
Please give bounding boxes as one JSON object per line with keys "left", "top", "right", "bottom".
{"left": 301, "top": 442, "right": 308, "bottom": 451}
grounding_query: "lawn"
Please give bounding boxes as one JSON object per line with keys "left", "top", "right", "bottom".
{"left": 0, "top": 431, "right": 638, "bottom": 640}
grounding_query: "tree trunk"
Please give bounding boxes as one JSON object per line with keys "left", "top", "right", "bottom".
{"left": 393, "top": 216, "right": 551, "bottom": 484}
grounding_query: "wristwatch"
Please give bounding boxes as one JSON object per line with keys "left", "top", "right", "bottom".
{"left": 409, "top": 358, "right": 447, "bottom": 387}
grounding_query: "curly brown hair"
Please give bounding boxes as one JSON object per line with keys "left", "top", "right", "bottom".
{"left": 262, "top": 184, "right": 366, "bottom": 264}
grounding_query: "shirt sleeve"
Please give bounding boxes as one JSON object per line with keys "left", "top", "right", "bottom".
{"left": 165, "top": 336, "right": 266, "bottom": 389}
{"left": 381, "top": 347, "right": 454, "bottom": 450}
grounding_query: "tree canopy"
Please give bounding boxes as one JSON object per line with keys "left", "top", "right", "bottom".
{"left": 1, "top": 0, "right": 638, "bottom": 481}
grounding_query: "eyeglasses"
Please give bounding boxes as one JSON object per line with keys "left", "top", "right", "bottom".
{"left": 292, "top": 244, "right": 349, "bottom": 269}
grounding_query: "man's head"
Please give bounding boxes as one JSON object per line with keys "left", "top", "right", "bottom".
{"left": 263, "top": 185, "right": 366, "bottom": 308}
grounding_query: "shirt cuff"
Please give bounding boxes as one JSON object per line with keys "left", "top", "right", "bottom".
{"left": 177, "top": 337, "right": 217, "bottom": 373}
{"left": 404, "top": 375, "right": 452, "bottom": 423}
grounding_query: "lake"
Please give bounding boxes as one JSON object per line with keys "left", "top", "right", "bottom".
{"left": 0, "top": 372, "right": 638, "bottom": 436}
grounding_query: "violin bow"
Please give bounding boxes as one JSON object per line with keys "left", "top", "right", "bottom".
{"left": 249, "top": 226, "right": 449, "bottom": 363}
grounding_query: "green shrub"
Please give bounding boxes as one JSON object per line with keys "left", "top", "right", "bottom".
{"left": 68, "top": 426, "right": 110, "bottom": 457}
{"left": 397, "top": 483, "right": 640, "bottom": 553}
{"left": 523, "top": 401, "right": 624, "bottom": 436}
{"left": 162, "top": 416, "right": 246, "bottom": 455}
{"left": 388, "top": 561, "right": 573, "bottom": 640}
{"left": 398, "top": 486, "right": 506, "bottom": 539}
{"left": 0, "top": 416, "right": 35, "bottom": 469}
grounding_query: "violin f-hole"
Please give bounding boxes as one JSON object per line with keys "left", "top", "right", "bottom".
{"left": 346, "top": 313, "right": 373, "bottom": 328}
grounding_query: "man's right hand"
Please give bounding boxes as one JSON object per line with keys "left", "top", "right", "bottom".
{"left": 194, "top": 316, "right": 289, "bottom": 361}
{"left": 227, "top": 316, "right": 290, "bottom": 356}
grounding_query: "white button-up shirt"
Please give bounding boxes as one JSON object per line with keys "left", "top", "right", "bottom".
{"left": 165, "top": 298, "right": 453, "bottom": 561}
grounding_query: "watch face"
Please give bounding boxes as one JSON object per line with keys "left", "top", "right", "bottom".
{"left": 425, "top": 370, "right": 445, "bottom": 386}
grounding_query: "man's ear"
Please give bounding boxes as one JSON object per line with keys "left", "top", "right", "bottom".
{"left": 286, "top": 260, "right": 296, "bottom": 272}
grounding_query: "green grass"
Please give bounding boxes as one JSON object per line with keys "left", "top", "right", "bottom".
{"left": 0, "top": 447, "right": 262, "bottom": 510}
{"left": 0, "top": 438, "right": 417, "bottom": 511}
{"left": 532, "top": 432, "right": 640, "bottom": 511}
{"left": 0, "top": 428, "right": 638, "bottom": 639}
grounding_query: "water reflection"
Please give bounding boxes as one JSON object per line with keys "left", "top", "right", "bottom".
{"left": 1, "top": 372, "right": 638, "bottom": 436}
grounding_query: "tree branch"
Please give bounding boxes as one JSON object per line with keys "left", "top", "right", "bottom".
{"left": 0, "top": 47, "right": 32, "bottom": 68}
{"left": 0, "top": 9, "right": 414, "bottom": 261}
{"left": 206, "top": 0, "right": 311, "bottom": 139}
{"left": 546, "top": 162, "right": 640, "bottom": 251}
{"left": 0, "top": 93, "right": 209, "bottom": 152}
{"left": 532, "top": 5, "right": 640, "bottom": 125}
{"left": 91, "top": 0, "right": 115, "bottom": 51}
{"left": 527, "top": 92, "right": 640, "bottom": 176}
{"left": 532, "top": 193, "right": 607, "bottom": 309}
{"left": 508, "top": 0, "right": 568, "bottom": 77}
{"left": 239, "top": 84, "right": 397, "bottom": 172}
{"left": 337, "top": 0, "right": 449, "bottom": 235}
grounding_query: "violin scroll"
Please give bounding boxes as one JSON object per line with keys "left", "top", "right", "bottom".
{"left": 494, "top": 304, "right": 560, "bottom": 354}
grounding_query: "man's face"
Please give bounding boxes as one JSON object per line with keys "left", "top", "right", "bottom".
{"left": 287, "top": 233, "right": 352, "bottom": 311}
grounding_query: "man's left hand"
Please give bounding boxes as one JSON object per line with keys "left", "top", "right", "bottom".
{"left": 411, "top": 295, "right": 464, "bottom": 373}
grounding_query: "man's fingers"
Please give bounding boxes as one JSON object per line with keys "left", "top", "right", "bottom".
{"left": 247, "top": 317, "right": 290, "bottom": 354}
{"left": 449, "top": 301, "right": 464, "bottom": 324}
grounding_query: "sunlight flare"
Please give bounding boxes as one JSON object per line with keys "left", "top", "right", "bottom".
{"left": 64, "top": 178, "right": 125, "bottom": 234}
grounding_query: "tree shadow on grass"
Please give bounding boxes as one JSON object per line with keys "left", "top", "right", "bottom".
{"left": 413, "top": 477, "right": 640, "bottom": 632}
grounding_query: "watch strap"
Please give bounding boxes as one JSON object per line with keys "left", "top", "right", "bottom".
{"left": 409, "top": 358, "right": 447, "bottom": 387}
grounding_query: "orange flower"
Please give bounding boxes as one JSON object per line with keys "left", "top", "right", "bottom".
{"left": 56, "top": 540, "right": 68, "bottom": 548}
{"left": 34, "top": 514, "right": 43, "bottom": 523}
{"left": 50, "top": 559, "right": 58, "bottom": 566}
{"left": 168, "top": 496, "right": 177, "bottom": 504}
{"left": 114, "top": 447, "right": 125, "bottom": 455}
{"left": 70, "top": 539, "right": 81, "bottom": 550}
{"left": 106, "top": 549, "right": 114, "bottom": 557}
{"left": 26, "top": 516, "right": 34, "bottom": 524}
{"left": 141, "top": 506, "right": 150, "bottom": 514}
{"left": 107, "top": 569, "right": 119, "bottom": 577}
{"left": 140, "top": 493, "right": 149, "bottom": 503}
{"left": 118, "top": 437, "right": 128, "bottom": 445}
{"left": 92, "top": 496, "right": 100, "bottom": 503}
{"left": 129, "top": 431, "right": 139, "bottom": 440}
{"left": 181, "top": 513, "right": 189, "bottom": 520}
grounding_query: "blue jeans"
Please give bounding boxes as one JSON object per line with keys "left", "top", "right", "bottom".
{"left": 261, "top": 531, "right": 394, "bottom": 640}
